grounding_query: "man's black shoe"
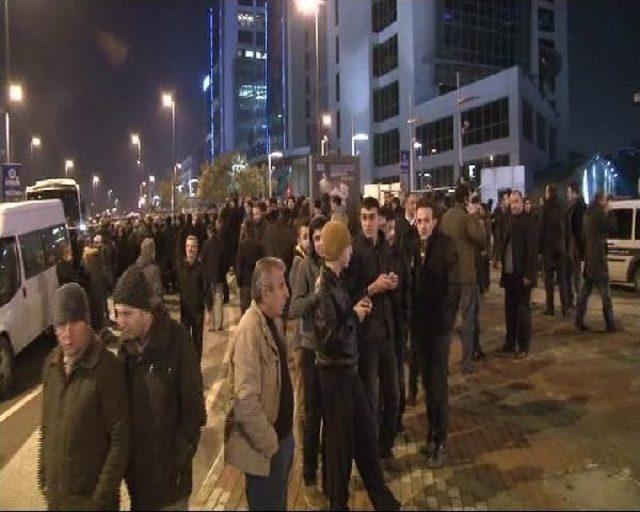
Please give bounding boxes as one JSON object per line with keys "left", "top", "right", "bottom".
{"left": 471, "top": 350, "right": 486, "bottom": 362}
{"left": 542, "top": 309, "right": 555, "bottom": 316}
{"left": 496, "top": 345, "right": 515, "bottom": 356}
{"left": 576, "top": 324, "right": 592, "bottom": 332}
{"left": 426, "top": 444, "right": 448, "bottom": 469}
{"left": 419, "top": 440, "right": 436, "bottom": 457}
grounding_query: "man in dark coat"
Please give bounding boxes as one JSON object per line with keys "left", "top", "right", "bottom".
{"left": 39, "top": 283, "right": 129, "bottom": 511}
{"left": 499, "top": 190, "right": 538, "bottom": 358}
{"left": 539, "top": 185, "right": 569, "bottom": 316}
{"left": 411, "top": 198, "right": 458, "bottom": 468}
{"left": 177, "top": 235, "right": 208, "bottom": 362}
{"left": 575, "top": 192, "right": 618, "bottom": 332}
{"left": 113, "top": 267, "right": 206, "bottom": 510}
{"left": 236, "top": 223, "right": 265, "bottom": 314}
{"left": 201, "top": 222, "right": 228, "bottom": 331}
{"left": 565, "top": 182, "right": 587, "bottom": 308}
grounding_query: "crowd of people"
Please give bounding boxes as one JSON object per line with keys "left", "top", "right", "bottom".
{"left": 40, "top": 182, "right": 619, "bottom": 511}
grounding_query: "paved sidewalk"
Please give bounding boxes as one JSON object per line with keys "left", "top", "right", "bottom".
{"left": 192, "top": 279, "right": 640, "bottom": 510}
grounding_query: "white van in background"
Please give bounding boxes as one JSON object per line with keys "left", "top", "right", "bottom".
{"left": 0, "top": 200, "right": 69, "bottom": 397}
{"left": 607, "top": 200, "right": 640, "bottom": 293}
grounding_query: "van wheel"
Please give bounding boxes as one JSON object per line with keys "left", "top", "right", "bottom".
{"left": 0, "top": 336, "right": 15, "bottom": 400}
{"left": 635, "top": 266, "right": 640, "bottom": 295}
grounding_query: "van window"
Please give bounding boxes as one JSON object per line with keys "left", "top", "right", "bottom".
{"left": 636, "top": 210, "right": 640, "bottom": 241}
{"left": 611, "top": 209, "right": 633, "bottom": 241}
{"left": 42, "top": 224, "right": 68, "bottom": 267}
{"left": 0, "top": 237, "right": 20, "bottom": 307}
{"left": 20, "top": 231, "right": 47, "bottom": 279}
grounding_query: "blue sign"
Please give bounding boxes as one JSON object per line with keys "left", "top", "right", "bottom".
{"left": 2, "top": 163, "right": 22, "bottom": 200}
{"left": 400, "top": 150, "right": 410, "bottom": 172}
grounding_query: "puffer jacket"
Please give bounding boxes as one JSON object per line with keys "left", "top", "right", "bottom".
{"left": 313, "top": 265, "right": 359, "bottom": 368}
{"left": 224, "top": 302, "right": 284, "bottom": 477}
{"left": 135, "top": 238, "right": 164, "bottom": 309}
{"left": 118, "top": 313, "right": 206, "bottom": 510}
{"left": 39, "top": 336, "right": 129, "bottom": 511}
{"left": 289, "top": 255, "right": 321, "bottom": 350}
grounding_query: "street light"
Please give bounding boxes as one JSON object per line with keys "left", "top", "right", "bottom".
{"left": 64, "top": 159, "right": 74, "bottom": 178}
{"left": 30, "top": 136, "right": 41, "bottom": 179}
{"left": 296, "top": 0, "right": 321, "bottom": 154}
{"left": 351, "top": 133, "right": 369, "bottom": 156}
{"left": 267, "top": 150, "right": 284, "bottom": 198}
{"left": 4, "top": 82, "right": 23, "bottom": 163}
{"left": 162, "top": 92, "right": 177, "bottom": 213}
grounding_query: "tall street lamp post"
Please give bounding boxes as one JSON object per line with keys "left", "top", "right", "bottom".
{"left": 4, "top": 82, "right": 23, "bottom": 163}
{"left": 162, "top": 92, "right": 177, "bottom": 214}
{"left": 267, "top": 150, "right": 284, "bottom": 198}
{"left": 30, "top": 136, "right": 41, "bottom": 180}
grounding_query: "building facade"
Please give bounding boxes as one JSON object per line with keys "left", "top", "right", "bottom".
{"left": 324, "top": 0, "right": 569, "bottom": 187}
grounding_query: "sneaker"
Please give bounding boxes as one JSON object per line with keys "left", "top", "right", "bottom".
{"left": 426, "top": 444, "right": 448, "bottom": 469}
{"left": 461, "top": 363, "right": 476, "bottom": 375}
{"left": 419, "top": 440, "right": 436, "bottom": 457}
{"left": 514, "top": 350, "right": 529, "bottom": 360}
{"left": 381, "top": 454, "right": 406, "bottom": 473}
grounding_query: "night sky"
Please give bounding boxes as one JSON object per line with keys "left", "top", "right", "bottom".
{"left": 4, "top": 0, "right": 640, "bottom": 210}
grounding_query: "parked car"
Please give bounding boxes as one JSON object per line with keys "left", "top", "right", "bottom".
{"left": 607, "top": 199, "right": 640, "bottom": 293}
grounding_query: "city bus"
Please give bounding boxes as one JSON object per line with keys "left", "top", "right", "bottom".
{"left": 25, "top": 178, "right": 84, "bottom": 230}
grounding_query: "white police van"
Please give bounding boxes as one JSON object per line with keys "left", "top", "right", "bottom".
{"left": 0, "top": 200, "right": 69, "bottom": 397}
{"left": 607, "top": 199, "right": 640, "bottom": 293}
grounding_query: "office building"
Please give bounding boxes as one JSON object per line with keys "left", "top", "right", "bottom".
{"left": 325, "top": 0, "right": 569, "bottom": 187}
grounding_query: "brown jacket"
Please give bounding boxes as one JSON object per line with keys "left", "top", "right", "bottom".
{"left": 440, "top": 204, "right": 486, "bottom": 284}
{"left": 39, "top": 336, "right": 130, "bottom": 511}
{"left": 224, "top": 302, "right": 284, "bottom": 477}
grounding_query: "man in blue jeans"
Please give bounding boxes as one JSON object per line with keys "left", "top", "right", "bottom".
{"left": 224, "top": 257, "right": 294, "bottom": 510}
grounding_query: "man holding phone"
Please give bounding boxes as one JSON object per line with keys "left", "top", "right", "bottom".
{"left": 345, "top": 197, "right": 404, "bottom": 472}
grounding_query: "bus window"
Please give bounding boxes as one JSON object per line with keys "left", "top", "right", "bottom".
{"left": 20, "top": 231, "right": 47, "bottom": 279}
{"left": 0, "top": 237, "right": 20, "bottom": 307}
{"left": 611, "top": 209, "right": 633, "bottom": 241}
{"left": 42, "top": 224, "right": 69, "bottom": 267}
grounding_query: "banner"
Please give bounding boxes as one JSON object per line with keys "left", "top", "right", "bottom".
{"left": 2, "top": 163, "right": 22, "bottom": 201}
{"left": 313, "top": 155, "right": 360, "bottom": 211}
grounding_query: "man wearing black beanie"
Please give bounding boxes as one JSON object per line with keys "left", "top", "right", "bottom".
{"left": 113, "top": 266, "right": 206, "bottom": 510}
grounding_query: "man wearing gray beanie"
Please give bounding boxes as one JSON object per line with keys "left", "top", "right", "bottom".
{"left": 113, "top": 266, "right": 206, "bottom": 510}
{"left": 39, "top": 283, "right": 130, "bottom": 510}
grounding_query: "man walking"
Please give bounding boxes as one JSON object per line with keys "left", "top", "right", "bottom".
{"left": 576, "top": 192, "right": 618, "bottom": 332}
{"left": 225, "top": 257, "right": 294, "bottom": 511}
{"left": 177, "top": 235, "right": 208, "bottom": 361}
{"left": 565, "top": 182, "right": 587, "bottom": 309}
{"left": 39, "top": 283, "right": 130, "bottom": 511}
{"left": 440, "top": 185, "right": 486, "bottom": 373}
{"left": 202, "top": 221, "right": 228, "bottom": 331}
{"left": 499, "top": 191, "right": 538, "bottom": 358}
{"left": 114, "top": 266, "right": 206, "bottom": 510}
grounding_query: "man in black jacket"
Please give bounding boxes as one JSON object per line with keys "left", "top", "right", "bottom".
{"left": 113, "top": 267, "right": 206, "bottom": 510}
{"left": 313, "top": 221, "right": 399, "bottom": 511}
{"left": 539, "top": 185, "right": 569, "bottom": 316}
{"left": 202, "top": 222, "right": 228, "bottom": 331}
{"left": 565, "top": 182, "right": 587, "bottom": 308}
{"left": 575, "top": 192, "right": 617, "bottom": 332}
{"left": 345, "top": 197, "right": 403, "bottom": 472}
{"left": 411, "top": 198, "right": 458, "bottom": 469}
{"left": 499, "top": 191, "right": 538, "bottom": 358}
{"left": 177, "top": 235, "right": 208, "bottom": 362}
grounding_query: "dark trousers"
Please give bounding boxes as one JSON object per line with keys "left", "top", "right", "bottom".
{"left": 240, "top": 287, "right": 252, "bottom": 315}
{"left": 181, "top": 311, "right": 203, "bottom": 362}
{"left": 503, "top": 273, "right": 532, "bottom": 353}
{"left": 565, "top": 255, "right": 583, "bottom": 307}
{"left": 408, "top": 332, "right": 420, "bottom": 399}
{"left": 543, "top": 254, "right": 568, "bottom": 313}
{"left": 394, "top": 329, "right": 407, "bottom": 428}
{"left": 300, "top": 347, "right": 324, "bottom": 482}
{"left": 453, "top": 284, "right": 479, "bottom": 370}
{"left": 575, "top": 274, "right": 615, "bottom": 329}
{"left": 415, "top": 332, "right": 451, "bottom": 445}
{"left": 358, "top": 335, "right": 400, "bottom": 457}
{"left": 318, "top": 367, "right": 399, "bottom": 511}
{"left": 245, "top": 432, "right": 295, "bottom": 511}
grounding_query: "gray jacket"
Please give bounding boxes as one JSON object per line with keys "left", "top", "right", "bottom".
{"left": 288, "top": 256, "right": 321, "bottom": 350}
